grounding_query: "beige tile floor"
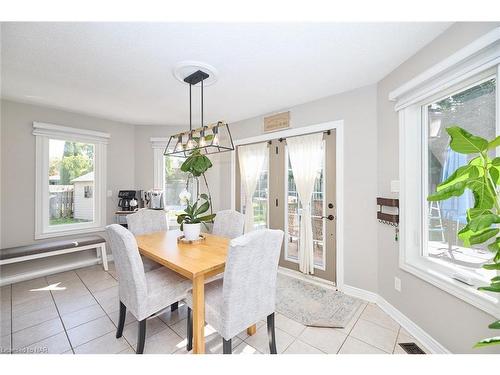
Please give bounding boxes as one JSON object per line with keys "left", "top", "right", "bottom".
{"left": 0, "top": 263, "right": 429, "bottom": 354}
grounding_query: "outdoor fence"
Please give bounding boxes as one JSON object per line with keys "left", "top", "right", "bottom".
{"left": 49, "top": 188, "right": 74, "bottom": 219}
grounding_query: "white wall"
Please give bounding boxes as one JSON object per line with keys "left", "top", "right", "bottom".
{"left": 377, "top": 22, "right": 500, "bottom": 354}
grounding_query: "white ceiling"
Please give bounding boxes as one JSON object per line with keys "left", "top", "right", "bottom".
{"left": 1, "top": 22, "right": 451, "bottom": 126}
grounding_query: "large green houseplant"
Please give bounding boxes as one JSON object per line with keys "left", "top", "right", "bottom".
{"left": 176, "top": 147, "right": 216, "bottom": 239}
{"left": 428, "top": 126, "right": 500, "bottom": 348}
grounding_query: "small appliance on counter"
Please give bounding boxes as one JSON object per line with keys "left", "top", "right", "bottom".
{"left": 145, "top": 189, "right": 164, "bottom": 210}
{"left": 117, "top": 190, "right": 144, "bottom": 211}
{"left": 115, "top": 190, "right": 144, "bottom": 227}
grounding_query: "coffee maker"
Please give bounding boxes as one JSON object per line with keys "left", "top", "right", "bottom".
{"left": 144, "top": 189, "right": 164, "bottom": 210}
{"left": 118, "top": 190, "right": 143, "bottom": 211}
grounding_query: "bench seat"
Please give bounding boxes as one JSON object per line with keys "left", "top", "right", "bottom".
{"left": 0, "top": 235, "right": 106, "bottom": 260}
{"left": 0, "top": 235, "right": 108, "bottom": 274}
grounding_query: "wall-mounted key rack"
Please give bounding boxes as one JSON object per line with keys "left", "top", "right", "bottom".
{"left": 377, "top": 197, "right": 399, "bottom": 226}
{"left": 377, "top": 197, "right": 399, "bottom": 241}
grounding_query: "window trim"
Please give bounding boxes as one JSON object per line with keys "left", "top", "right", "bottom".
{"left": 34, "top": 122, "right": 109, "bottom": 239}
{"left": 392, "top": 29, "right": 500, "bottom": 318}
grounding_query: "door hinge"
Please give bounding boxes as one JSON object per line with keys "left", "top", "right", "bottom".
{"left": 275, "top": 146, "right": 279, "bottom": 155}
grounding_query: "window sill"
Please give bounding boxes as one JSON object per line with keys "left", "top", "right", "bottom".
{"left": 400, "top": 256, "right": 500, "bottom": 318}
{"left": 35, "top": 225, "right": 106, "bottom": 240}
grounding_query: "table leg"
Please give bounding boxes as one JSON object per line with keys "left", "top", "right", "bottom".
{"left": 192, "top": 274, "right": 205, "bottom": 354}
{"left": 247, "top": 324, "right": 257, "bottom": 336}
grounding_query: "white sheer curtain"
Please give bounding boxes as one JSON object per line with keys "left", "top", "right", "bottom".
{"left": 287, "top": 132, "right": 324, "bottom": 274}
{"left": 238, "top": 142, "right": 268, "bottom": 232}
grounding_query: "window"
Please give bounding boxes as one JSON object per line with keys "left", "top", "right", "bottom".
{"left": 84, "top": 186, "right": 93, "bottom": 199}
{"left": 393, "top": 30, "right": 500, "bottom": 316}
{"left": 151, "top": 138, "right": 197, "bottom": 226}
{"left": 425, "top": 78, "right": 496, "bottom": 281}
{"left": 34, "top": 122, "right": 109, "bottom": 239}
{"left": 164, "top": 156, "right": 196, "bottom": 223}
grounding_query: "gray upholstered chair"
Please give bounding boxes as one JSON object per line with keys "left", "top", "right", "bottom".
{"left": 185, "top": 229, "right": 284, "bottom": 354}
{"left": 127, "top": 209, "right": 168, "bottom": 273}
{"left": 212, "top": 209, "right": 245, "bottom": 239}
{"left": 106, "top": 224, "right": 191, "bottom": 354}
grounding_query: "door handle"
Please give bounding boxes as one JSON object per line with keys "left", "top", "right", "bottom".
{"left": 322, "top": 215, "right": 335, "bottom": 221}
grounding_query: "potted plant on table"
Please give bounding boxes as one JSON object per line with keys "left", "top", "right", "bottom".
{"left": 177, "top": 192, "right": 216, "bottom": 240}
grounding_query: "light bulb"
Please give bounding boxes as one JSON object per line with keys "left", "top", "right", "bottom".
{"left": 199, "top": 136, "right": 207, "bottom": 147}
{"left": 186, "top": 137, "right": 197, "bottom": 150}
{"left": 174, "top": 136, "right": 184, "bottom": 152}
{"left": 212, "top": 133, "right": 220, "bottom": 146}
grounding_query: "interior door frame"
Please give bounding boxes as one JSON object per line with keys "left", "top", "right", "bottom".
{"left": 230, "top": 120, "right": 345, "bottom": 290}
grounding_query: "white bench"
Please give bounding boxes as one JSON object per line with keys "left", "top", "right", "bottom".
{"left": 0, "top": 235, "right": 108, "bottom": 271}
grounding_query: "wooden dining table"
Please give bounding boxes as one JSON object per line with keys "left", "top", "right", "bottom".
{"left": 135, "top": 229, "right": 256, "bottom": 354}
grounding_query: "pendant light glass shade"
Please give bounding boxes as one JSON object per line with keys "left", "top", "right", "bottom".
{"left": 164, "top": 122, "right": 234, "bottom": 157}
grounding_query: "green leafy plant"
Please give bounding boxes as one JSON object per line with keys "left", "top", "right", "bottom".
{"left": 176, "top": 193, "right": 216, "bottom": 230}
{"left": 428, "top": 126, "right": 500, "bottom": 348}
{"left": 180, "top": 148, "right": 214, "bottom": 216}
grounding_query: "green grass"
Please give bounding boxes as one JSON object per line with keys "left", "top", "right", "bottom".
{"left": 50, "top": 217, "right": 89, "bottom": 225}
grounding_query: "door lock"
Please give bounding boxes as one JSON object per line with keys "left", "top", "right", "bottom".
{"left": 322, "top": 214, "right": 335, "bottom": 221}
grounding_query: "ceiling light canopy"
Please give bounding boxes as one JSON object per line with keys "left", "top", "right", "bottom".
{"left": 164, "top": 68, "right": 234, "bottom": 157}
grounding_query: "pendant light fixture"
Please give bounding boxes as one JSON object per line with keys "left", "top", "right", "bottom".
{"left": 164, "top": 69, "right": 234, "bottom": 157}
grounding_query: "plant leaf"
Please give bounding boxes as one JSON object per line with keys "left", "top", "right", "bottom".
{"left": 467, "top": 209, "right": 500, "bottom": 232}
{"left": 478, "top": 284, "right": 500, "bottom": 293}
{"left": 458, "top": 226, "right": 499, "bottom": 246}
{"left": 488, "top": 320, "right": 500, "bottom": 329}
{"left": 200, "top": 193, "right": 209, "bottom": 200}
{"left": 483, "top": 263, "right": 500, "bottom": 270}
{"left": 194, "top": 201, "right": 209, "bottom": 216}
{"left": 436, "top": 164, "right": 480, "bottom": 192}
{"left": 474, "top": 337, "right": 500, "bottom": 348}
{"left": 427, "top": 181, "right": 468, "bottom": 202}
{"left": 488, "top": 136, "right": 500, "bottom": 150}
{"left": 197, "top": 213, "right": 216, "bottom": 222}
{"left": 467, "top": 177, "right": 495, "bottom": 209}
{"left": 446, "top": 126, "right": 488, "bottom": 154}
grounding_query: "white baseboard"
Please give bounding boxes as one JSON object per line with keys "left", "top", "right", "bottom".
{"left": 342, "top": 283, "right": 450, "bottom": 354}
{"left": 376, "top": 296, "right": 450, "bottom": 354}
{"left": 341, "top": 284, "right": 378, "bottom": 303}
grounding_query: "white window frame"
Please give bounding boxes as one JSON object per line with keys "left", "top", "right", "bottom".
{"left": 391, "top": 27, "right": 500, "bottom": 317}
{"left": 34, "top": 122, "right": 109, "bottom": 239}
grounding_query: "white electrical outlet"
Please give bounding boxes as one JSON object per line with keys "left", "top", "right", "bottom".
{"left": 394, "top": 277, "right": 401, "bottom": 292}
{"left": 390, "top": 180, "right": 400, "bottom": 193}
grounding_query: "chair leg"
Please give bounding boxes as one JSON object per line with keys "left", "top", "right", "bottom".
{"left": 223, "top": 338, "right": 232, "bottom": 354}
{"left": 186, "top": 307, "right": 193, "bottom": 351}
{"left": 136, "top": 319, "right": 147, "bottom": 354}
{"left": 267, "top": 313, "right": 277, "bottom": 354}
{"left": 171, "top": 301, "right": 179, "bottom": 312}
{"left": 116, "top": 301, "right": 126, "bottom": 338}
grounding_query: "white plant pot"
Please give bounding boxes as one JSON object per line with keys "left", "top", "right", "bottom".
{"left": 183, "top": 223, "right": 201, "bottom": 241}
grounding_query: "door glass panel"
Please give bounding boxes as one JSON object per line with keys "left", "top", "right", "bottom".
{"left": 241, "top": 160, "right": 269, "bottom": 230}
{"left": 285, "top": 142, "right": 325, "bottom": 269}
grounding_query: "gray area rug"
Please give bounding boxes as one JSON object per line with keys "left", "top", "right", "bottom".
{"left": 275, "top": 273, "right": 362, "bottom": 328}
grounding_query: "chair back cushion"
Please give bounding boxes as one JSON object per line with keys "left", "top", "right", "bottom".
{"left": 212, "top": 210, "right": 245, "bottom": 239}
{"left": 106, "top": 224, "right": 148, "bottom": 318}
{"left": 127, "top": 209, "right": 169, "bottom": 235}
{"left": 221, "top": 229, "right": 284, "bottom": 338}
